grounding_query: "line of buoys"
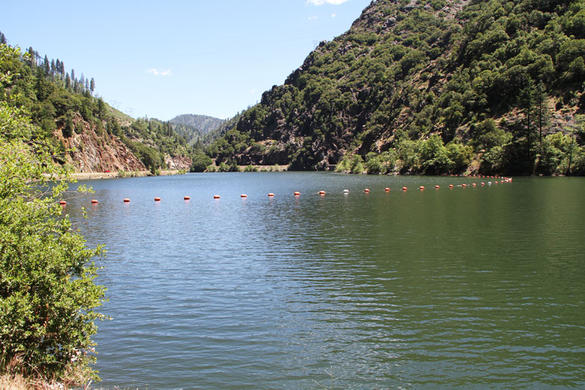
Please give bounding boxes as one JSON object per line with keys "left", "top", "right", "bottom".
{"left": 80, "top": 178, "right": 513, "bottom": 206}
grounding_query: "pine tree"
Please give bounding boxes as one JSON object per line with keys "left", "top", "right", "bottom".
{"left": 90, "top": 78, "right": 95, "bottom": 93}
{"left": 43, "top": 55, "right": 50, "bottom": 74}
{"left": 26, "top": 47, "right": 36, "bottom": 67}
{"left": 0, "top": 31, "right": 6, "bottom": 44}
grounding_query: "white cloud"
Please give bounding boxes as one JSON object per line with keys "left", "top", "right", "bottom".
{"left": 331, "top": 13, "right": 337, "bottom": 18}
{"left": 308, "top": 15, "right": 319, "bottom": 21}
{"left": 307, "top": 0, "right": 349, "bottom": 5}
{"left": 147, "top": 68, "right": 172, "bottom": 77}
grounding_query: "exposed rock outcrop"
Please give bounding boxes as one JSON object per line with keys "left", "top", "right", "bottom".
{"left": 54, "top": 114, "right": 146, "bottom": 173}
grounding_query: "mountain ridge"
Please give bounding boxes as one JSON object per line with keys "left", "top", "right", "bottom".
{"left": 209, "top": 0, "right": 585, "bottom": 175}
{"left": 170, "top": 114, "right": 224, "bottom": 134}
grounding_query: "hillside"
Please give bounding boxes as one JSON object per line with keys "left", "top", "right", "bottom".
{"left": 168, "top": 114, "right": 224, "bottom": 147}
{"left": 0, "top": 35, "right": 193, "bottom": 173}
{"left": 170, "top": 114, "right": 224, "bottom": 134}
{"left": 210, "top": 0, "right": 585, "bottom": 175}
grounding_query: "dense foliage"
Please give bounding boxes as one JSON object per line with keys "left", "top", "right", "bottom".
{"left": 211, "top": 0, "right": 585, "bottom": 175}
{"left": 0, "top": 99, "right": 105, "bottom": 383}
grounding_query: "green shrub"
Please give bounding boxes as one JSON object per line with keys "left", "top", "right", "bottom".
{"left": 0, "top": 104, "right": 105, "bottom": 384}
{"left": 190, "top": 152, "right": 212, "bottom": 172}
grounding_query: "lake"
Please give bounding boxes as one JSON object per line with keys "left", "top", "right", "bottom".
{"left": 65, "top": 173, "right": 585, "bottom": 389}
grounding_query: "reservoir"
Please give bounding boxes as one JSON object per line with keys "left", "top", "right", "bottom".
{"left": 67, "top": 173, "right": 585, "bottom": 389}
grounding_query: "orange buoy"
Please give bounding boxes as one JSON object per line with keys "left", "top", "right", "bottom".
{"left": 123, "top": 198, "right": 130, "bottom": 203}
{"left": 267, "top": 193, "right": 275, "bottom": 197}
{"left": 435, "top": 185, "right": 440, "bottom": 189}
{"left": 449, "top": 184, "right": 454, "bottom": 189}
{"left": 59, "top": 200, "right": 67, "bottom": 206}
{"left": 184, "top": 196, "right": 190, "bottom": 201}
{"left": 419, "top": 186, "right": 425, "bottom": 191}
{"left": 384, "top": 187, "right": 390, "bottom": 192}
{"left": 402, "top": 186, "right": 407, "bottom": 191}
{"left": 364, "top": 188, "right": 370, "bottom": 193}
{"left": 213, "top": 195, "right": 221, "bottom": 199}
{"left": 91, "top": 199, "right": 99, "bottom": 204}
{"left": 154, "top": 197, "right": 161, "bottom": 202}
{"left": 481, "top": 182, "right": 485, "bottom": 186}
{"left": 462, "top": 184, "right": 467, "bottom": 188}
{"left": 472, "top": 183, "right": 477, "bottom": 187}
{"left": 241, "top": 194, "right": 248, "bottom": 198}
{"left": 319, "top": 190, "right": 326, "bottom": 196}
{"left": 294, "top": 191, "right": 301, "bottom": 196}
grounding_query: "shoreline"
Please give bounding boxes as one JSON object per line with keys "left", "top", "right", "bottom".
{"left": 71, "top": 170, "right": 185, "bottom": 181}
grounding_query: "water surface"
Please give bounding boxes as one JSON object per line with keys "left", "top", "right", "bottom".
{"left": 66, "top": 173, "right": 585, "bottom": 389}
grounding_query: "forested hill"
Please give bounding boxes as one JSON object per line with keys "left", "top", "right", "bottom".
{"left": 210, "top": 0, "right": 585, "bottom": 175}
{"left": 170, "top": 114, "right": 224, "bottom": 134}
{"left": 168, "top": 114, "right": 225, "bottom": 147}
{"left": 0, "top": 33, "right": 195, "bottom": 173}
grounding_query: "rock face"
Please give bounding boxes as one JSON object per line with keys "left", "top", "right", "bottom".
{"left": 54, "top": 113, "right": 146, "bottom": 173}
{"left": 164, "top": 154, "right": 191, "bottom": 171}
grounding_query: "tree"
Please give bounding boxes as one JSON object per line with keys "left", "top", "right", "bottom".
{"left": 0, "top": 32, "right": 6, "bottom": 45}
{"left": 90, "top": 78, "right": 95, "bottom": 93}
{"left": 63, "top": 115, "right": 74, "bottom": 138}
{"left": 191, "top": 151, "right": 212, "bottom": 172}
{"left": 42, "top": 55, "right": 49, "bottom": 74}
{"left": 0, "top": 104, "right": 106, "bottom": 384}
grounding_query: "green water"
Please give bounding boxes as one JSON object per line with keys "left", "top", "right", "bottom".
{"left": 67, "top": 173, "right": 585, "bottom": 389}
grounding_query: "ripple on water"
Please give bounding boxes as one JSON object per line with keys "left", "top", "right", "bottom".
{"left": 65, "top": 174, "right": 585, "bottom": 389}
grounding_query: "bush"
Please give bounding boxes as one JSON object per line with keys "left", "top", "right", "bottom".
{"left": 350, "top": 154, "right": 365, "bottom": 174}
{"left": 190, "top": 152, "right": 212, "bottom": 172}
{"left": 365, "top": 152, "right": 385, "bottom": 174}
{"left": 0, "top": 105, "right": 105, "bottom": 384}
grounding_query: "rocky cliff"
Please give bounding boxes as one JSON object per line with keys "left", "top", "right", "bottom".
{"left": 53, "top": 113, "right": 145, "bottom": 172}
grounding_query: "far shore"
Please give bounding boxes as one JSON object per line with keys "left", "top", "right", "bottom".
{"left": 71, "top": 170, "right": 185, "bottom": 181}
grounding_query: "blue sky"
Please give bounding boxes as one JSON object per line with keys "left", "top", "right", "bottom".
{"left": 2, "top": 0, "right": 371, "bottom": 120}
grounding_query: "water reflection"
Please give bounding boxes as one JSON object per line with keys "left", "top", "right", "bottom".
{"left": 63, "top": 174, "right": 585, "bottom": 389}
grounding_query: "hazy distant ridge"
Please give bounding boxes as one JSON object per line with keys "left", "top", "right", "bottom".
{"left": 170, "top": 114, "right": 224, "bottom": 135}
